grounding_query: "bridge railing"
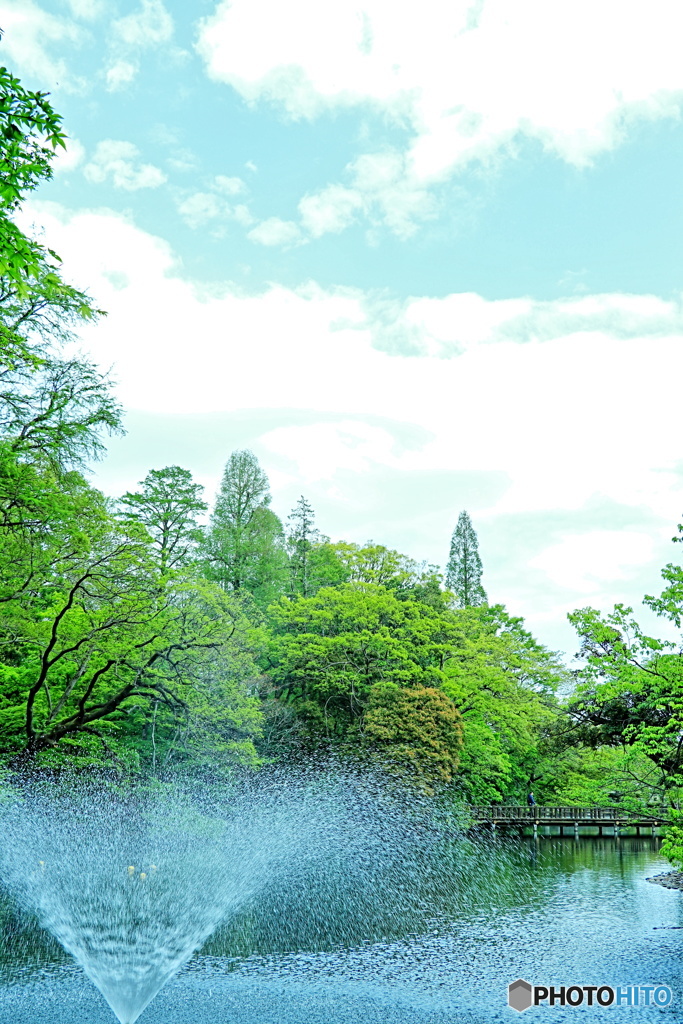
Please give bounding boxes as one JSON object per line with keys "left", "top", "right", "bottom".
{"left": 468, "top": 806, "right": 665, "bottom": 822}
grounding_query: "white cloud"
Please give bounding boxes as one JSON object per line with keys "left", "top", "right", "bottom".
{"left": 197, "top": 0, "right": 683, "bottom": 237}
{"left": 176, "top": 192, "right": 223, "bottom": 228}
{"left": 0, "top": 0, "right": 86, "bottom": 91}
{"left": 105, "top": 60, "right": 137, "bottom": 91}
{"left": 64, "top": 0, "right": 106, "bottom": 18}
{"left": 19, "top": 199, "right": 683, "bottom": 654}
{"left": 22, "top": 200, "right": 683, "bottom": 521}
{"left": 247, "top": 217, "right": 302, "bottom": 247}
{"left": 232, "top": 204, "right": 253, "bottom": 226}
{"left": 395, "top": 291, "right": 683, "bottom": 356}
{"left": 104, "top": 0, "right": 174, "bottom": 89}
{"left": 246, "top": 150, "right": 436, "bottom": 243}
{"left": 298, "top": 184, "right": 362, "bottom": 238}
{"left": 529, "top": 531, "right": 656, "bottom": 595}
{"left": 84, "top": 140, "right": 167, "bottom": 191}
{"left": 111, "top": 0, "right": 173, "bottom": 49}
{"left": 166, "top": 150, "right": 199, "bottom": 174}
{"left": 214, "top": 175, "right": 247, "bottom": 196}
{"left": 52, "top": 137, "right": 85, "bottom": 174}
{"left": 175, "top": 176, "right": 250, "bottom": 228}
{"left": 263, "top": 421, "right": 402, "bottom": 481}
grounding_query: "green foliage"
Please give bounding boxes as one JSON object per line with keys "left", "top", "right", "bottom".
{"left": 321, "top": 541, "right": 417, "bottom": 589}
{"left": 0, "top": 62, "right": 68, "bottom": 286}
{"left": 442, "top": 604, "right": 566, "bottom": 802}
{"left": 212, "top": 448, "right": 269, "bottom": 524}
{"left": 263, "top": 584, "right": 558, "bottom": 795}
{"left": 203, "top": 450, "right": 287, "bottom": 606}
{"left": 364, "top": 682, "right": 463, "bottom": 790}
{"left": 264, "top": 583, "right": 459, "bottom": 781}
{"left": 445, "top": 510, "right": 487, "bottom": 608}
{"left": 661, "top": 813, "right": 683, "bottom": 868}
{"left": 0, "top": 60, "right": 264, "bottom": 776}
{"left": 0, "top": 262, "right": 118, "bottom": 473}
{"left": 0, "top": 260, "right": 103, "bottom": 342}
{"left": 0, "top": 478, "right": 264, "bottom": 769}
{"left": 311, "top": 540, "right": 445, "bottom": 605}
{"left": 563, "top": 520, "right": 683, "bottom": 867}
{"left": 0, "top": 58, "right": 113, "bottom": 480}
{"left": 0, "top": 66, "right": 65, "bottom": 206}
{"left": 542, "top": 744, "right": 665, "bottom": 811}
{"left": 114, "top": 593, "right": 265, "bottom": 774}
{"left": 567, "top": 602, "right": 683, "bottom": 791}
{"left": 120, "top": 466, "right": 207, "bottom": 572}
{"left": 0, "top": 462, "right": 261, "bottom": 767}
{"left": 286, "top": 495, "right": 318, "bottom": 597}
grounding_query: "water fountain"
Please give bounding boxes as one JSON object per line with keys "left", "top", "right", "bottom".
{"left": 3, "top": 770, "right": 677, "bottom": 1024}
{"left": 0, "top": 768, "right": 436, "bottom": 1024}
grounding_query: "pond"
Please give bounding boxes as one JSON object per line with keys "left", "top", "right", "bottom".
{"left": 0, "top": 835, "right": 679, "bottom": 1023}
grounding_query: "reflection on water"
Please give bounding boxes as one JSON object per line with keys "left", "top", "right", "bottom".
{"left": 1, "top": 836, "right": 680, "bottom": 1023}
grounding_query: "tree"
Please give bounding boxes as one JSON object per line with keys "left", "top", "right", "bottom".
{"left": 364, "top": 682, "right": 463, "bottom": 790}
{"left": 0, "top": 471, "right": 263, "bottom": 767}
{"left": 313, "top": 540, "right": 445, "bottom": 604}
{"left": 566, "top": 603, "right": 683, "bottom": 793}
{"left": 322, "top": 541, "right": 415, "bottom": 590}
{"left": 0, "top": 57, "right": 111, "bottom": 474}
{"left": 263, "top": 583, "right": 463, "bottom": 786}
{"left": 212, "top": 448, "right": 269, "bottom": 526}
{"left": 562, "top": 518, "right": 683, "bottom": 816}
{"left": 0, "top": 57, "right": 112, "bottom": 480}
{"left": 120, "top": 466, "right": 207, "bottom": 572}
{"left": 0, "top": 58, "right": 263, "bottom": 774}
{"left": 0, "top": 59, "right": 68, "bottom": 286}
{"left": 286, "top": 495, "right": 318, "bottom": 597}
{"left": 114, "top": 591, "right": 264, "bottom": 774}
{"left": 262, "top": 579, "right": 563, "bottom": 796}
{"left": 442, "top": 604, "right": 565, "bottom": 802}
{"left": 203, "top": 450, "right": 287, "bottom": 606}
{"left": 445, "top": 510, "right": 487, "bottom": 608}
{"left": 540, "top": 743, "right": 663, "bottom": 811}
{"left": 0, "top": 267, "right": 120, "bottom": 618}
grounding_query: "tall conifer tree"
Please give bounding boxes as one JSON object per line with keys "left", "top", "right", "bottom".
{"left": 446, "top": 511, "right": 487, "bottom": 608}
{"left": 287, "top": 495, "right": 317, "bottom": 597}
{"left": 204, "top": 450, "right": 286, "bottom": 604}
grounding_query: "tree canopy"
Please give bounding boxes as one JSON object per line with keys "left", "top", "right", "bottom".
{"left": 203, "top": 450, "right": 287, "bottom": 606}
{"left": 446, "top": 510, "right": 487, "bottom": 608}
{"left": 121, "top": 466, "right": 207, "bottom": 572}
{"left": 557, "top": 532, "right": 683, "bottom": 863}
{"left": 0, "top": 60, "right": 68, "bottom": 287}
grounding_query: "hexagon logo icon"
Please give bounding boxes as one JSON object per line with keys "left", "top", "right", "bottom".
{"left": 508, "top": 978, "right": 533, "bottom": 1012}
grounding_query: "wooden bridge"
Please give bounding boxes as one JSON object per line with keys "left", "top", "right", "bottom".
{"left": 468, "top": 806, "right": 667, "bottom": 836}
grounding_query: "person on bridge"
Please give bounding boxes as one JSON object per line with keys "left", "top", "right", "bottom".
{"left": 527, "top": 792, "right": 536, "bottom": 807}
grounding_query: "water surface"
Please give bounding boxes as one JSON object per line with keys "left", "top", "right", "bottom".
{"left": 0, "top": 835, "right": 680, "bottom": 1023}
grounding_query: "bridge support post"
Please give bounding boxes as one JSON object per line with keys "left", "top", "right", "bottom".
{"left": 533, "top": 821, "right": 538, "bottom": 837}
{"left": 574, "top": 821, "right": 579, "bottom": 838}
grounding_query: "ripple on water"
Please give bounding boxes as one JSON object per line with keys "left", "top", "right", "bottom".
{"left": 0, "top": 827, "right": 681, "bottom": 1023}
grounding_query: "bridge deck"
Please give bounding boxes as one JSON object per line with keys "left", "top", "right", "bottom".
{"left": 469, "top": 806, "right": 666, "bottom": 827}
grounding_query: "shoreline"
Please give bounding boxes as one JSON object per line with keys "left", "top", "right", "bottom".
{"left": 646, "top": 871, "right": 683, "bottom": 890}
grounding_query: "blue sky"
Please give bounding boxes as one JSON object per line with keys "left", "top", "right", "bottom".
{"left": 3, "top": 0, "right": 683, "bottom": 658}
